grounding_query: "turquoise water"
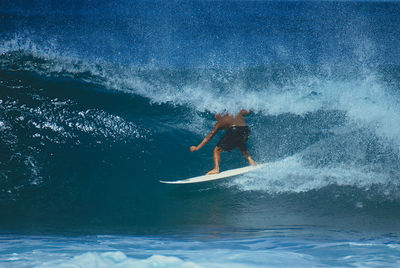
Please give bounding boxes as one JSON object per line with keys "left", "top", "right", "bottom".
{"left": 1, "top": 231, "right": 400, "bottom": 267}
{"left": 1, "top": 1, "right": 400, "bottom": 266}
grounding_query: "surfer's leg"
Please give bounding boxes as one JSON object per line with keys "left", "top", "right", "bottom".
{"left": 239, "top": 148, "right": 257, "bottom": 166}
{"left": 207, "top": 146, "right": 224, "bottom": 174}
{"left": 236, "top": 127, "right": 256, "bottom": 166}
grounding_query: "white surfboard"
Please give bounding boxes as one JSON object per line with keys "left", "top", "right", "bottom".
{"left": 160, "top": 164, "right": 265, "bottom": 184}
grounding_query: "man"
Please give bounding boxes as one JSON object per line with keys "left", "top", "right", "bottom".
{"left": 190, "top": 109, "right": 257, "bottom": 174}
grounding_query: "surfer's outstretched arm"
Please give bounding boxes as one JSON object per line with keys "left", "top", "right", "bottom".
{"left": 190, "top": 124, "right": 219, "bottom": 152}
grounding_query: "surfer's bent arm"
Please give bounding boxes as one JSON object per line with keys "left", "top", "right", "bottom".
{"left": 190, "top": 124, "right": 219, "bottom": 152}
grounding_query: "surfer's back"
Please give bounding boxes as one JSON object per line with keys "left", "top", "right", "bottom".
{"left": 216, "top": 110, "right": 251, "bottom": 129}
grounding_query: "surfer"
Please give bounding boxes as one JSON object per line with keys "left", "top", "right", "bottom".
{"left": 190, "top": 110, "right": 257, "bottom": 174}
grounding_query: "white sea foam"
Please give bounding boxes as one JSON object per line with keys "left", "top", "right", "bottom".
{"left": 226, "top": 155, "right": 393, "bottom": 193}
{"left": 33, "top": 250, "right": 319, "bottom": 268}
{"left": 35, "top": 252, "right": 202, "bottom": 268}
{"left": 1, "top": 235, "right": 399, "bottom": 268}
{"left": 5, "top": 241, "right": 319, "bottom": 268}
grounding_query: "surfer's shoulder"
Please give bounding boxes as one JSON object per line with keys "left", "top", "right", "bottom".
{"left": 239, "top": 109, "right": 252, "bottom": 116}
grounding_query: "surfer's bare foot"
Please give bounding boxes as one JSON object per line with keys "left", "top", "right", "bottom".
{"left": 249, "top": 158, "right": 257, "bottom": 166}
{"left": 207, "top": 168, "right": 220, "bottom": 175}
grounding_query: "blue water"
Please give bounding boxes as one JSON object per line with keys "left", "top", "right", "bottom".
{"left": 1, "top": 0, "right": 400, "bottom": 267}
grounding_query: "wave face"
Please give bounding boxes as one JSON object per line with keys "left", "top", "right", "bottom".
{"left": 1, "top": 1, "right": 400, "bottom": 234}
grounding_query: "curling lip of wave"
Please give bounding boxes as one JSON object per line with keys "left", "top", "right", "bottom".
{"left": 6, "top": 45, "right": 400, "bottom": 148}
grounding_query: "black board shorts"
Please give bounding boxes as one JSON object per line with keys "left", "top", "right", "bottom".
{"left": 217, "top": 126, "right": 250, "bottom": 152}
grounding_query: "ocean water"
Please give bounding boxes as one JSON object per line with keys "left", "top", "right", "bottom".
{"left": 1, "top": 0, "right": 400, "bottom": 267}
